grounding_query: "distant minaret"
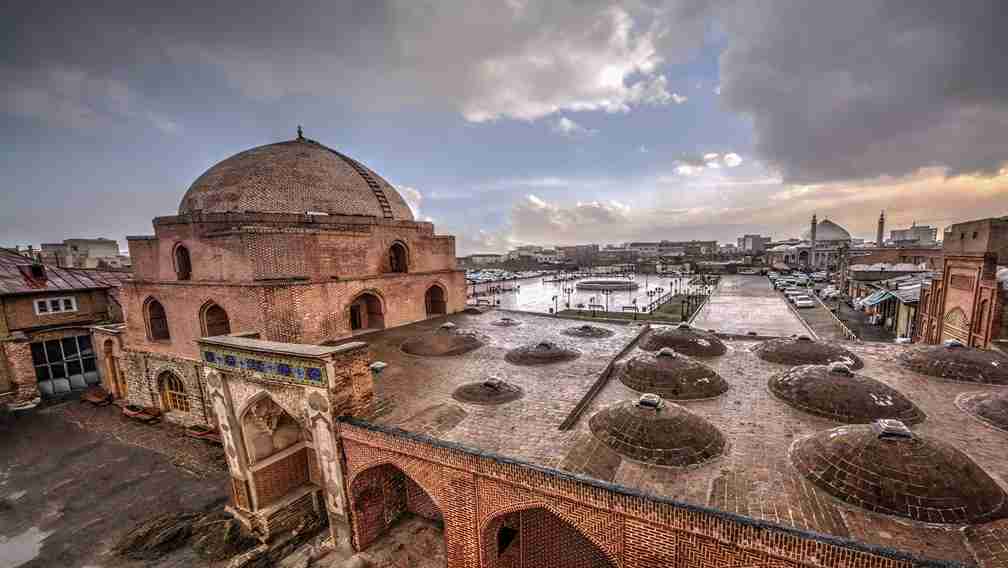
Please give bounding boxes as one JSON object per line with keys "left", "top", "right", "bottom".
{"left": 877, "top": 210, "right": 885, "bottom": 247}
{"left": 810, "top": 213, "right": 817, "bottom": 268}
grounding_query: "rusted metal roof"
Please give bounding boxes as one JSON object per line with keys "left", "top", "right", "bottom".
{"left": 0, "top": 248, "right": 128, "bottom": 296}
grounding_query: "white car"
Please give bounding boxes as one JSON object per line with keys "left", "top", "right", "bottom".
{"left": 793, "top": 295, "right": 815, "bottom": 308}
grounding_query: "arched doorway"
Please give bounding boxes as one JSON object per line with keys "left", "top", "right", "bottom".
{"left": 481, "top": 506, "right": 614, "bottom": 568}
{"left": 425, "top": 285, "right": 446, "bottom": 317}
{"left": 350, "top": 463, "right": 444, "bottom": 553}
{"left": 349, "top": 293, "right": 385, "bottom": 334}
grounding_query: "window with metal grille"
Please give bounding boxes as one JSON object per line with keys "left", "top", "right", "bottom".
{"left": 159, "top": 372, "right": 190, "bottom": 413}
{"left": 202, "top": 304, "right": 231, "bottom": 337}
{"left": 147, "top": 299, "right": 170, "bottom": 340}
{"left": 31, "top": 335, "right": 98, "bottom": 389}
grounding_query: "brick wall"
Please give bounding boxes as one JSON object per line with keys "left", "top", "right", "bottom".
{"left": 337, "top": 420, "right": 952, "bottom": 568}
{"left": 1, "top": 340, "right": 38, "bottom": 406}
{"left": 253, "top": 446, "right": 310, "bottom": 508}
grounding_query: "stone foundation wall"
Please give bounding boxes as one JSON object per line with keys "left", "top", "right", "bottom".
{"left": 122, "top": 349, "right": 210, "bottom": 425}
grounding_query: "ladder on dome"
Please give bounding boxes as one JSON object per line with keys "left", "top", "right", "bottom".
{"left": 342, "top": 156, "right": 395, "bottom": 219}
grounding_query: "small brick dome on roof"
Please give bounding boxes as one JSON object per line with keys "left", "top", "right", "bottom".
{"left": 617, "top": 348, "right": 729, "bottom": 400}
{"left": 754, "top": 337, "right": 863, "bottom": 369}
{"left": 769, "top": 364, "right": 924, "bottom": 424}
{"left": 589, "top": 397, "right": 725, "bottom": 466}
{"left": 178, "top": 138, "right": 415, "bottom": 220}
{"left": 792, "top": 423, "right": 1007, "bottom": 524}
{"left": 639, "top": 324, "right": 727, "bottom": 357}
{"left": 899, "top": 343, "right": 1008, "bottom": 384}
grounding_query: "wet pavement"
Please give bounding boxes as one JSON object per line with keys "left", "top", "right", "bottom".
{"left": 0, "top": 402, "right": 227, "bottom": 568}
{"left": 690, "top": 275, "right": 811, "bottom": 337}
{"left": 469, "top": 274, "right": 698, "bottom": 314}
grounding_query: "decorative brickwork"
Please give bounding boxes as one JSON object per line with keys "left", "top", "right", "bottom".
{"left": 337, "top": 419, "right": 960, "bottom": 568}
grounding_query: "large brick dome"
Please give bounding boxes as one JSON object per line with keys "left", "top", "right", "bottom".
{"left": 178, "top": 137, "right": 415, "bottom": 220}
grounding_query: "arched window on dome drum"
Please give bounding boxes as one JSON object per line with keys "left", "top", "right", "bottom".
{"left": 146, "top": 299, "right": 170, "bottom": 341}
{"left": 159, "top": 371, "right": 189, "bottom": 413}
{"left": 203, "top": 304, "right": 231, "bottom": 337}
{"left": 388, "top": 243, "right": 408, "bottom": 273}
{"left": 175, "top": 245, "right": 192, "bottom": 281}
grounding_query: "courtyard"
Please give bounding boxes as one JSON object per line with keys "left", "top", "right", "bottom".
{"left": 0, "top": 402, "right": 227, "bottom": 568}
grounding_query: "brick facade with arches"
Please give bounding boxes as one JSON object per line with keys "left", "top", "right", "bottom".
{"left": 117, "top": 135, "right": 465, "bottom": 425}
{"left": 334, "top": 420, "right": 958, "bottom": 568}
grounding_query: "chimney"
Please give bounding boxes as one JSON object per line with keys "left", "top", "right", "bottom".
{"left": 877, "top": 211, "right": 885, "bottom": 247}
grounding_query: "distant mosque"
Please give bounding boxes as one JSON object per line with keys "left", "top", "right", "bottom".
{"left": 765, "top": 212, "right": 876, "bottom": 269}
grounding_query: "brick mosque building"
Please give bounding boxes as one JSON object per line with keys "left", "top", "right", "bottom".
{"left": 81, "top": 135, "right": 1008, "bottom": 567}
{"left": 107, "top": 131, "right": 464, "bottom": 426}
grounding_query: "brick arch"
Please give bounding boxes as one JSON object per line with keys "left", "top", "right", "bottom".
{"left": 479, "top": 501, "right": 619, "bottom": 568}
{"left": 346, "top": 456, "right": 446, "bottom": 513}
{"left": 347, "top": 460, "right": 448, "bottom": 553}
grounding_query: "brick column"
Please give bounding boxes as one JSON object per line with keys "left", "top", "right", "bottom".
{"left": 2, "top": 338, "right": 41, "bottom": 409}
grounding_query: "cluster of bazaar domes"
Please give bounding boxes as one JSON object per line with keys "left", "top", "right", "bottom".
{"left": 586, "top": 322, "right": 1008, "bottom": 524}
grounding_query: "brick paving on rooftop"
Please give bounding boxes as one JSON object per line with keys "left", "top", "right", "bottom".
{"left": 353, "top": 276, "right": 1008, "bottom": 566}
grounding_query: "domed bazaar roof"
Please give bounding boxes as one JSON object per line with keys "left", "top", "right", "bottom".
{"left": 589, "top": 395, "right": 726, "bottom": 466}
{"left": 792, "top": 421, "right": 1006, "bottom": 523}
{"left": 178, "top": 136, "right": 414, "bottom": 220}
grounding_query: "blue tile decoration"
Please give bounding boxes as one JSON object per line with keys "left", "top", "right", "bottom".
{"left": 201, "top": 347, "right": 326, "bottom": 386}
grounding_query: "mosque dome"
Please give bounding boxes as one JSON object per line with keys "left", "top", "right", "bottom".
{"left": 589, "top": 395, "right": 726, "bottom": 466}
{"left": 792, "top": 421, "right": 1006, "bottom": 524}
{"left": 754, "top": 336, "right": 863, "bottom": 369}
{"left": 769, "top": 363, "right": 924, "bottom": 424}
{"left": 802, "top": 218, "right": 851, "bottom": 242}
{"left": 639, "top": 324, "right": 727, "bottom": 357}
{"left": 178, "top": 136, "right": 415, "bottom": 220}
{"left": 617, "top": 348, "right": 729, "bottom": 400}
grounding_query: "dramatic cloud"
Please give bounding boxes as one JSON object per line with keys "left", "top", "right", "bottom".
{"left": 1, "top": 65, "right": 179, "bottom": 133}
{"left": 718, "top": 0, "right": 1008, "bottom": 183}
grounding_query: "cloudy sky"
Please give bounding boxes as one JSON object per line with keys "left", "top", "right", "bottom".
{"left": 2, "top": 1, "right": 1006, "bottom": 254}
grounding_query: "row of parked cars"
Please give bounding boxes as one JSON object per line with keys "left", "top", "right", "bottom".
{"left": 768, "top": 272, "right": 816, "bottom": 308}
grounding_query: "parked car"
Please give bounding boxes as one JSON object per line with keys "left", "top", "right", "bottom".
{"left": 793, "top": 296, "right": 816, "bottom": 308}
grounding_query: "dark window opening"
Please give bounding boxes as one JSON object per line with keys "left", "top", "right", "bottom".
{"left": 203, "top": 304, "right": 231, "bottom": 337}
{"left": 498, "top": 526, "right": 519, "bottom": 556}
{"left": 388, "top": 243, "right": 408, "bottom": 273}
{"left": 350, "top": 304, "right": 363, "bottom": 331}
{"left": 147, "top": 300, "right": 170, "bottom": 340}
{"left": 175, "top": 245, "right": 192, "bottom": 280}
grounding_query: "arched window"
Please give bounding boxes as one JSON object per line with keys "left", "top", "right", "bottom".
{"left": 146, "top": 299, "right": 170, "bottom": 341}
{"left": 425, "top": 285, "right": 446, "bottom": 316}
{"left": 174, "top": 245, "right": 192, "bottom": 280}
{"left": 159, "top": 372, "right": 189, "bottom": 413}
{"left": 388, "top": 242, "right": 408, "bottom": 273}
{"left": 202, "top": 303, "right": 231, "bottom": 337}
